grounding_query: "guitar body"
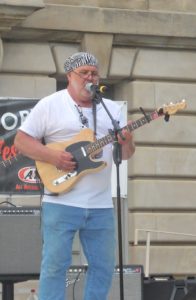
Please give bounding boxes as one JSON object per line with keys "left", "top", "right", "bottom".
{"left": 35, "top": 128, "right": 107, "bottom": 194}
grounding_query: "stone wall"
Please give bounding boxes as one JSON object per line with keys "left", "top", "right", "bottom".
{"left": 0, "top": 0, "right": 196, "bottom": 277}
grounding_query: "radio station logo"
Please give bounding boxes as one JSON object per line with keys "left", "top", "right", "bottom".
{"left": 18, "top": 166, "right": 40, "bottom": 184}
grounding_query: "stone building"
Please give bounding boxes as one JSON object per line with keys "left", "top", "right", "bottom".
{"left": 1, "top": 0, "right": 196, "bottom": 283}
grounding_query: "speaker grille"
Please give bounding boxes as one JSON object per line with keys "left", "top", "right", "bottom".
{"left": 0, "top": 206, "right": 42, "bottom": 275}
{"left": 66, "top": 265, "right": 143, "bottom": 300}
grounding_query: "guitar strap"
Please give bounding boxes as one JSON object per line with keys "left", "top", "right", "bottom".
{"left": 92, "top": 100, "right": 97, "bottom": 140}
{"left": 92, "top": 100, "right": 103, "bottom": 159}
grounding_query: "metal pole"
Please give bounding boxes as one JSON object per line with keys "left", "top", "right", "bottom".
{"left": 145, "top": 231, "right": 151, "bottom": 278}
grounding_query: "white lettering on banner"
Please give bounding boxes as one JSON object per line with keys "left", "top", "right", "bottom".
{"left": 1, "top": 109, "right": 31, "bottom": 131}
{"left": 19, "top": 110, "right": 30, "bottom": 124}
{"left": 1, "top": 112, "right": 18, "bottom": 131}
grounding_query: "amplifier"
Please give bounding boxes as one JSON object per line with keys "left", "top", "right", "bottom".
{"left": 0, "top": 206, "right": 143, "bottom": 300}
{"left": 144, "top": 276, "right": 196, "bottom": 300}
{"left": 0, "top": 206, "right": 42, "bottom": 275}
{"left": 66, "top": 265, "right": 143, "bottom": 300}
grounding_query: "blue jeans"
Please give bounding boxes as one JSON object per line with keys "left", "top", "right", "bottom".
{"left": 39, "top": 202, "right": 116, "bottom": 300}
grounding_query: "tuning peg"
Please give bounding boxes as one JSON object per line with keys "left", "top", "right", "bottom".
{"left": 180, "top": 99, "right": 187, "bottom": 108}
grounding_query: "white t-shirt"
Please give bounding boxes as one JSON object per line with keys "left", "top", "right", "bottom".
{"left": 20, "top": 89, "right": 125, "bottom": 208}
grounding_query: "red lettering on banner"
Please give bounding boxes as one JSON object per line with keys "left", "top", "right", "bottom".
{"left": 15, "top": 184, "right": 22, "bottom": 190}
{"left": 23, "top": 185, "right": 40, "bottom": 190}
{"left": 0, "top": 139, "right": 17, "bottom": 160}
{"left": 11, "top": 144, "right": 17, "bottom": 156}
{"left": 15, "top": 184, "right": 40, "bottom": 191}
{"left": 2, "top": 146, "right": 10, "bottom": 160}
{"left": 0, "top": 139, "right": 5, "bottom": 153}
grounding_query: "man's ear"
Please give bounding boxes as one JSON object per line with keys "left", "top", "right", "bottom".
{"left": 66, "top": 73, "right": 70, "bottom": 80}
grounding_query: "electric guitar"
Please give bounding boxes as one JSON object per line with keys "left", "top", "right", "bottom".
{"left": 34, "top": 100, "right": 186, "bottom": 194}
{"left": 0, "top": 100, "right": 187, "bottom": 193}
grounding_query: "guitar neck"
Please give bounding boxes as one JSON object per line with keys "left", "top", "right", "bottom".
{"left": 85, "top": 110, "right": 160, "bottom": 155}
{"left": 125, "top": 110, "right": 160, "bottom": 133}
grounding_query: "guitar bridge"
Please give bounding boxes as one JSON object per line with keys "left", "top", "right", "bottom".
{"left": 53, "top": 171, "right": 77, "bottom": 186}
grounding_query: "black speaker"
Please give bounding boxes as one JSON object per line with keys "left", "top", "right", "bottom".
{"left": 181, "top": 277, "right": 196, "bottom": 300}
{"left": 0, "top": 206, "right": 42, "bottom": 275}
{"left": 66, "top": 265, "right": 143, "bottom": 300}
{"left": 144, "top": 276, "right": 196, "bottom": 300}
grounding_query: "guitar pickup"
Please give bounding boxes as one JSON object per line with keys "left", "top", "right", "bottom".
{"left": 53, "top": 171, "right": 77, "bottom": 186}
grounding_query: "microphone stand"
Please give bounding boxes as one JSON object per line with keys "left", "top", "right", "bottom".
{"left": 92, "top": 90, "right": 125, "bottom": 300}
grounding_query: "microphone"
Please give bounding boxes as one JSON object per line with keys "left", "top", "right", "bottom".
{"left": 85, "top": 83, "right": 107, "bottom": 94}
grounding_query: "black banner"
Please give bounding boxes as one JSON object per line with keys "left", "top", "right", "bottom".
{"left": 0, "top": 98, "right": 43, "bottom": 194}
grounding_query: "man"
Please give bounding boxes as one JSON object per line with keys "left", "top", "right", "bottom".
{"left": 14, "top": 52, "right": 135, "bottom": 300}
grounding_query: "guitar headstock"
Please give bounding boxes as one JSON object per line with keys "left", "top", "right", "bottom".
{"left": 158, "top": 99, "right": 187, "bottom": 116}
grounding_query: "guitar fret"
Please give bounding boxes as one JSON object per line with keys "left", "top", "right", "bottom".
{"left": 126, "top": 119, "right": 145, "bottom": 132}
{"left": 136, "top": 120, "right": 141, "bottom": 127}
{"left": 127, "top": 114, "right": 156, "bottom": 133}
{"left": 99, "top": 139, "right": 107, "bottom": 147}
{"left": 126, "top": 124, "right": 134, "bottom": 132}
{"left": 85, "top": 135, "right": 114, "bottom": 155}
{"left": 141, "top": 117, "right": 149, "bottom": 125}
{"left": 90, "top": 144, "right": 98, "bottom": 152}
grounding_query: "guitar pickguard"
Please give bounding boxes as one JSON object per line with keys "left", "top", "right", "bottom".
{"left": 66, "top": 141, "right": 104, "bottom": 174}
{"left": 52, "top": 141, "right": 105, "bottom": 187}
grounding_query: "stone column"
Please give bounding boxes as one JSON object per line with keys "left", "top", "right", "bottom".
{"left": 81, "top": 33, "right": 113, "bottom": 79}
